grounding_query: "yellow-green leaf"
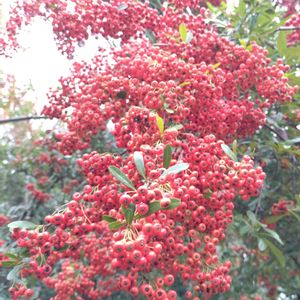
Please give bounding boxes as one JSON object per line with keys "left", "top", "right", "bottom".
{"left": 156, "top": 113, "right": 164, "bottom": 135}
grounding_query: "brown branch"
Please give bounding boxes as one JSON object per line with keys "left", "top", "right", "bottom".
{"left": 0, "top": 115, "right": 48, "bottom": 124}
{"left": 277, "top": 26, "right": 300, "bottom": 31}
{"left": 265, "top": 122, "right": 288, "bottom": 141}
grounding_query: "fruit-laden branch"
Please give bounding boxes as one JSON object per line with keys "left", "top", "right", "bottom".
{"left": 0, "top": 116, "right": 47, "bottom": 124}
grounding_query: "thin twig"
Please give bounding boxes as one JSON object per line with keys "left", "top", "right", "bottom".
{"left": 0, "top": 116, "right": 48, "bottom": 124}
{"left": 276, "top": 26, "right": 300, "bottom": 31}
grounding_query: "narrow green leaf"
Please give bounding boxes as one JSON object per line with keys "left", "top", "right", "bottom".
{"left": 163, "top": 145, "right": 172, "bottom": 169}
{"left": 136, "top": 201, "right": 161, "bottom": 219}
{"left": 179, "top": 23, "right": 187, "bottom": 42}
{"left": 277, "top": 30, "right": 288, "bottom": 56}
{"left": 102, "top": 215, "right": 117, "bottom": 223}
{"left": 163, "top": 163, "right": 189, "bottom": 176}
{"left": 4, "top": 253, "right": 18, "bottom": 260}
{"left": 240, "top": 225, "right": 249, "bottom": 235}
{"left": 289, "top": 210, "right": 300, "bottom": 222}
{"left": 186, "top": 31, "right": 193, "bottom": 44}
{"left": 7, "top": 221, "right": 37, "bottom": 233}
{"left": 7, "top": 265, "right": 22, "bottom": 282}
{"left": 166, "top": 108, "right": 174, "bottom": 113}
{"left": 264, "top": 228, "right": 284, "bottom": 245}
{"left": 166, "top": 124, "right": 183, "bottom": 131}
{"left": 285, "top": 137, "right": 300, "bottom": 145}
{"left": 232, "top": 140, "right": 237, "bottom": 154}
{"left": 135, "top": 198, "right": 181, "bottom": 219}
{"left": 2, "top": 261, "right": 19, "bottom": 267}
{"left": 109, "top": 166, "right": 136, "bottom": 190}
{"left": 206, "top": 1, "right": 215, "bottom": 12}
{"left": 109, "top": 221, "right": 124, "bottom": 230}
{"left": 117, "top": 3, "right": 128, "bottom": 10}
{"left": 263, "top": 239, "right": 285, "bottom": 267}
{"left": 179, "top": 81, "right": 191, "bottom": 87}
{"left": 155, "top": 113, "right": 164, "bottom": 136}
{"left": 221, "top": 144, "right": 238, "bottom": 161}
{"left": 212, "top": 62, "right": 221, "bottom": 69}
{"left": 134, "top": 152, "right": 146, "bottom": 179}
{"left": 123, "top": 203, "right": 136, "bottom": 225}
{"left": 264, "top": 214, "right": 286, "bottom": 224}
{"left": 168, "top": 198, "right": 181, "bottom": 209}
{"left": 237, "top": 0, "right": 246, "bottom": 17}
{"left": 145, "top": 29, "right": 156, "bottom": 44}
{"left": 258, "top": 238, "right": 267, "bottom": 251}
{"left": 247, "top": 210, "right": 258, "bottom": 225}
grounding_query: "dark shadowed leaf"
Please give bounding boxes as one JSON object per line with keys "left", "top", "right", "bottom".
{"left": 163, "top": 145, "right": 172, "bottom": 168}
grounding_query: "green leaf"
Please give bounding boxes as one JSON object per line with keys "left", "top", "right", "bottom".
{"left": 168, "top": 198, "right": 181, "bottom": 209}
{"left": 179, "top": 23, "right": 187, "bottom": 42}
{"left": 289, "top": 210, "right": 300, "bottom": 222}
{"left": 145, "top": 29, "right": 156, "bottom": 44}
{"left": 206, "top": 1, "right": 216, "bottom": 12}
{"left": 247, "top": 210, "right": 258, "bottom": 225}
{"left": 237, "top": 0, "right": 246, "bottom": 17}
{"left": 163, "top": 145, "right": 172, "bottom": 169}
{"left": 102, "top": 215, "right": 117, "bottom": 223}
{"left": 109, "top": 221, "right": 124, "bottom": 230}
{"left": 240, "top": 225, "right": 249, "bottom": 235}
{"left": 166, "top": 124, "right": 183, "bottom": 131}
{"left": 7, "top": 265, "right": 22, "bottom": 282}
{"left": 162, "top": 163, "right": 189, "bottom": 176}
{"left": 285, "top": 137, "right": 300, "bottom": 145}
{"left": 136, "top": 201, "right": 161, "bottom": 219}
{"left": 203, "top": 190, "right": 212, "bottom": 200}
{"left": 134, "top": 151, "right": 146, "bottom": 180}
{"left": 2, "top": 261, "right": 19, "bottom": 267}
{"left": 4, "top": 253, "right": 18, "bottom": 260}
{"left": 109, "top": 166, "right": 136, "bottom": 190}
{"left": 258, "top": 238, "right": 267, "bottom": 251}
{"left": 135, "top": 198, "right": 181, "bottom": 219}
{"left": 264, "top": 214, "right": 286, "bottom": 224}
{"left": 232, "top": 140, "right": 237, "bottom": 154}
{"left": 155, "top": 113, "right": 164, "bottom": 136}
{"left": 212, "top": 62, "right": 221, "bottom": 69}
{"left": 122, "top": 203, "right": 136, "bottom": 225}
{"left": 263, "top": 239, "right": 285, "bottom": 267}
{"left": 186, "top": 31, "right": 193, "bottom": 44}
{"left": 277, "top": 30, "right": 288, "bottom": 56}
{"left": 166, "top": 108, "right": 175, "bottom": 113}
{"left": 117, "top": 3, "right": 128, "bottom": 10}
{"left": 179, "top": 81, "right": 191, "bottom": 87}
{"left": 7, "top": 221, "right": 37, "bottom": 232}
{"left": 116, "top": 90, "right": 127, "bottom": 99}
{"left": 221, "top": 144, "right": 238, "bottom": 161}
{"left": 264, "top": 228, "right": 284, "bottom": 245}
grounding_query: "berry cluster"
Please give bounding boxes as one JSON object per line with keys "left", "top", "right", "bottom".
{"left": 271, "top": 199, "right": 295, "bottom": 216}
{"left": 1, "top": 0, "right": 298, "bottom": 299}
{"left": 286, "top": 13, "right": 300, "bottom": 46}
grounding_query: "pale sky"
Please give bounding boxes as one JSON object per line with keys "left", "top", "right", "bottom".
{"left": 0, "top": 0, "right": 239, "bottom": 116}
{"left": 0, "top": 1, "right": 108, "bottom": 114}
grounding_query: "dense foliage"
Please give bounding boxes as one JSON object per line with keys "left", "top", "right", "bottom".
{"left": 0, "top": 0, "right": 299, "bottom": 299}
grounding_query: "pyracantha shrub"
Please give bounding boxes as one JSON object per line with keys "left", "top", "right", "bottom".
{"left": 1, "top": 0, "right": 298, "bottom": 299}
